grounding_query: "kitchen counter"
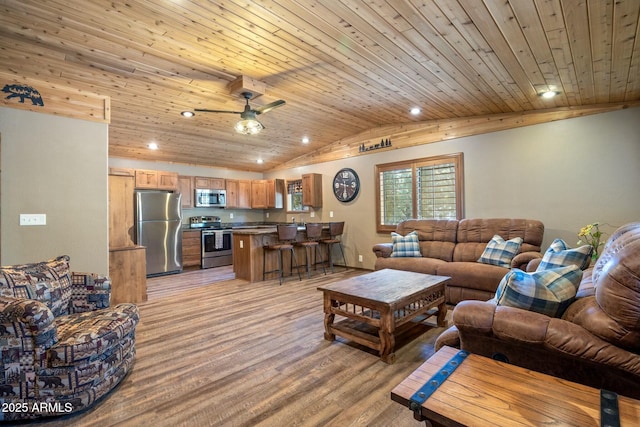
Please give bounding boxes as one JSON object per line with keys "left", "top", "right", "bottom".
{"left": 231, "top": 227, "right": 276, "bottom": 234}
{"left": 232, "top": 225, "right": 330, "bottom": 282}
{"left": 182, "top": 223, "right": 320, "bottom": 232}
{"left": 232, "top": 223, "right": 327, "bottom": 232}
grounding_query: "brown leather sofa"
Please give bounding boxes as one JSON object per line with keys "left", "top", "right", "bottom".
{"left": 373, "top": 218, "right": 544, "bottom": 304}
{"left": 436, "top": 222, "right": 640, "bottom": 399}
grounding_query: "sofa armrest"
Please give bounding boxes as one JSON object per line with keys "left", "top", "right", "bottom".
{"left": 435, "top": 325, "right": 460, "bottom": 351}
{"left": 452, "top": 300, "right": 640, "bottom": 396}
{"left": 0, "top": 296, "right": 57, "bottom": 347}
{"left": 454, "top": 300, "right": 551, "bottom": 343}
{"left": 511, "top": 251, "right": 542, "bottom": 271}
{"left": 455, "top": 300, "right": 640, "bottom": 368}
{"left": 70, "top": 272, "right": 112, "bottom": 313}
{"left": 372, "top": 243, "right": 393, "bottom": 258}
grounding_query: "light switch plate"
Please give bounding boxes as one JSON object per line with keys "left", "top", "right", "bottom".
{"left": 20, "top": 214, "right": 46, "bottom": 226}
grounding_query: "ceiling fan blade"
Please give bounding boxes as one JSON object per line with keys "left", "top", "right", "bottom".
{"left": 194, "top": 109, "right": 243, "bottom": 114}
{"left": 253, "top": 100, "right": 286, "bottom": 115}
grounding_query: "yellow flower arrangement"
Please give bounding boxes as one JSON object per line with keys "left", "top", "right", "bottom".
{"left": 577, "top": 222, "right": 605, "bottom": 260}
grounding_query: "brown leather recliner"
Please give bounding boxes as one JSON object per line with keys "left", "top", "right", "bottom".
{"left": 435, "top": 222, "right": 640, "bottom": 399}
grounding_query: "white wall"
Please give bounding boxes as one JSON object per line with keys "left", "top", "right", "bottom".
{"left": 266, "top": 107, "right": 640, "bottom": 270}
{"left": 0, "top": 107, "right": 109, "bottom": 273}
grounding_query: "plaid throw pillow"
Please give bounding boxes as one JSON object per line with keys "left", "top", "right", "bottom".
{"left": 390, "top": 231, "right": 422, "bottom": 257}
{"left": 477, "top": 235, "right": 523, "bottom": 268}
{"left": 495, "top": 265, "right": 583, "bottom": 318}
{"left": 536, "top": 238, "right": 593, "bottom": 271}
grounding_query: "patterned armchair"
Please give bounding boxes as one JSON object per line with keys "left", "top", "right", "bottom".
{"left": 0, "top": 255, "right": 139, "bottom": 420}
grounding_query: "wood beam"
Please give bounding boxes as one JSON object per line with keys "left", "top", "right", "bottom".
{"left": 269, "top": 101, "right": 640, "bottom": 171}
{"left": 0, "top": 72, "right": 110, "bottom": 123}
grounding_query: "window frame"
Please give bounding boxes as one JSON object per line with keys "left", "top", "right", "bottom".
{"left": 375, "top": 153, "right": 464, "bottom": 233}
{"left": 285, "top": 178, "right": 309, "bottom": 213}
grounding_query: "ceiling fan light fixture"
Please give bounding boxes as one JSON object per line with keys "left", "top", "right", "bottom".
{"left": 235, "top": 118, "right": 264, "bottom": 135}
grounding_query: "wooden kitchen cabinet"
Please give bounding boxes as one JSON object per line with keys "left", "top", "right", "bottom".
{"left": 135, "top": 169, "right": 178, "bottom": 190}
{"left": 226, "top": 179, "right": 252, "bottom": 208}
{"left": 108, "top": 167, "right": 135, "bottom": 177}
{"left": 108, "top": 173, "right": 147, "bottom": 304}
{"left": 108, "top": 175, "right": 136, "bottom": 248}
{"left": 267, "top": 179, "right": 285, "bottom": 208}
{"left": 135, "top": 169, "right": 157, "bottom": 189}
{"left": 251, "top": 179, "right": 284, "bottom": 209}
{"left": 194, "top": 176, "right": 225, "bottom": 189}
{"left": 238, "top": 180, "right": 252, "bottom": 208}
{"left": 226, "top": 179, "right": 238, "bottom": 207}
{"left": 109, "top": 246, "right": 147, "bottom": 304}
{"left": 158, "top": 171, "right": 179, "bottom": 189}
{"left": 302, "top": 173, "right": 322, "bottom": 207}
{"left": 182, "top": 229, "right": 201, "bottom": 268}
{"left": 251, "top": 180, "right": 267, "bottom": 209}
{"left": 178, "top": 176, "right": 194, "bottom": 208}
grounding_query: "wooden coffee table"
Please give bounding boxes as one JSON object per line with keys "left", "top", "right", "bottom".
{"left": 392, "top": 346, "right": 640, "bottom": 426}
{"left": 317, "top": 269, "right": 449, "bottom": 364}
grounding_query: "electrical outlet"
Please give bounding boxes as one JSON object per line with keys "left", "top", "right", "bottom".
{"left": 358, "top": 254, "right": 363, "bottom": 262}
{"left": 20, "top": 214, "right": 46, "bottom": 226}
{"left": 310, "top": 212, "right": 315, "bottom": 218}
{"left": 239, "top": 240, "right": 244, "bottom": 249}
{"left": 266, "top": 212, "right": 269, "bottom": 218}
{"left": 330, "top": 211, "right": 334, "bottom": 218}
{"left": 229, "top": 213, "right": 234, "bottom": 219}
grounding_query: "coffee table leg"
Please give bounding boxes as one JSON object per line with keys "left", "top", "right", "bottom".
{"left": 380, "top": 330, "right": 396, "bottom": 364}
{"left": 380, "top": 313, "right": 396, "bottom": 363}
{"left": 322, "top": 293, "right": 336, "bottom": 341}
{"left": 324, "top": 313, "right": 335, "bottom": 341}
{"left": 436, "top": 301, "right": 448, "bottom": 327}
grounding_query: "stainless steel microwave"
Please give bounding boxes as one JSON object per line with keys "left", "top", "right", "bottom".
{"left": 194, "top": 189, "right": 226, "bottom": 208}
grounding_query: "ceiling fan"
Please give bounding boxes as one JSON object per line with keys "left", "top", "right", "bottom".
{"left": 195, "top": 92, "right": 286, "bottom": 135}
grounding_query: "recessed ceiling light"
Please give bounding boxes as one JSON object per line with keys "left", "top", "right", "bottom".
{"left": 410, "top": 107, "right": 421, "bottom": 115}
{"left": 302, "top": 136, "right": 310, "bottom": 144}
{"left": 181, "top": 111, "right": 195, "bottom": 118}
{"left": 540, "top": 91, "right": 559, "bottom": 99}
{"left": 257, "top": 158, "right": 264, "bottom": 164}
{"left": 147, "top": 142, "right": 159, "bottom": 150}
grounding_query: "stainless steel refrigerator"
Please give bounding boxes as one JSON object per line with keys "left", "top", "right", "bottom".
{"left": 135, "top": 191, "right": 183, "bottom": 276}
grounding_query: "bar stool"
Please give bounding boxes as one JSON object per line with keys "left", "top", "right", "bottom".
{"left": 320, "top": 221, "right": 347, "bottom": 273}
{"left": 296, "top": 223, "right": 327, "bottom": 278}
{"left": 263, "top": 224, "right": 302, "bottom": 285}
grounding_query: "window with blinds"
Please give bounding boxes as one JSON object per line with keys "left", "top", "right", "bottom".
{"left": 375, "top": 153, "right": 464, "bottom": 233}
{"left": 379, "top": 167, "right": 413, "bottom": 225}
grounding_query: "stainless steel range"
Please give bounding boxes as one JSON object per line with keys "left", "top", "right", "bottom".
{"left": 189, "top": 216, "right": 233, "bottom": 269}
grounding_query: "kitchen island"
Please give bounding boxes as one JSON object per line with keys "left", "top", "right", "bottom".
{"left": 232, "top": 225, "right": 330, "bottom": 282}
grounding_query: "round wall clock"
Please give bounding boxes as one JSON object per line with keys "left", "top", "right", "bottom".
{"left": 333, "top": 168, "right": 360, "bottom": 202}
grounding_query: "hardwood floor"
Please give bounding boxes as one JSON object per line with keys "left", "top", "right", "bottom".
{"left": 29, "top": 267, "right": 449, "bottom": 427}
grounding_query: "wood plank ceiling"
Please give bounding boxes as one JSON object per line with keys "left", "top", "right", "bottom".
{"left": 1, "top": 0, "right": 639, "bottom": 172}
